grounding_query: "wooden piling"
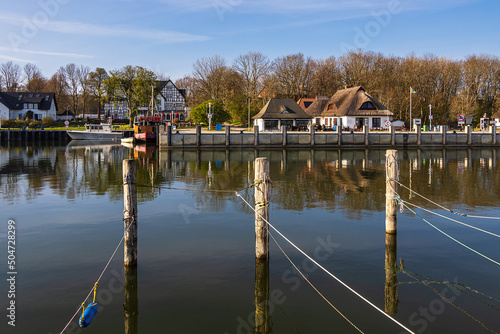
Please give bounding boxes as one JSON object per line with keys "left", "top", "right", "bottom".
{"left": 123, "top": 159, "right": 138, "bottom": 266}
{"left": 282, "top": 126, "right": 287, "bottom": 146}
{"left": 310, "top": 124, "right": 315, "bottom": 146}
{"left": 385, "top": 150, "right": 398, "bottom": 234}
{"left": 364, "top": 125, "right": 369, "bottom": 146}
{"left": 167, "top": 125, "right": 172, "bottom": 147}
{"left": 337, "top": 123, "right": 342, "bottom": 146}
{"left": 225, "top": 125, "right": 230, "bottom": 147}
{"left": 196, "top": 125, "right": 201, "bottom": 146}
{"left": 254, "top": 125, "right": 259, "bottom": 146}
{"left": 390, "top": 125, "right": 395, "bottom": 146}
{"left": 254, "top": 157, "right": 269, "bottom": 259}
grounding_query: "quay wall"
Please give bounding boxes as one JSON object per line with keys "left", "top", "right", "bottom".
{"left": 161, "top": 125, "right": 499, "bottom": 149}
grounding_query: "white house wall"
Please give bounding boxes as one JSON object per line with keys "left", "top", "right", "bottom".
{"left": 320, "top": 116, "right": 392, "bottom": 129}
{"left": 0, "top": 102, "right": 9, "bottom": 121}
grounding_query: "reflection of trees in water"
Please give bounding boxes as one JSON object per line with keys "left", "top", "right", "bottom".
{"left": 1, "top": 147, "right": 500, "bottom": 214}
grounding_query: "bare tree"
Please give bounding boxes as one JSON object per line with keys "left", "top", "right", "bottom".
{"left": 310, "top": 57, "right": 342, "bottom": 97}
{"left": 58, "top": 64, "right": 80, "bottom": 115}
{"left": 0, "top": 61, "right": 22, "bottom": 91}
{"left": 78, "top": 65, "right": 91, "bottom": 115}
{"left": 271, "top": 53, "right": 314, "bottom": 99}
{"left": 192, "top": 55, "right": 228, "bottom": 102}
{"left": 233, "top": 52, "right": 269, "bottom": 98}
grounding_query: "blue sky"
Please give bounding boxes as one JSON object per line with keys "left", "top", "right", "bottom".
{"left": 0, "top": 0, "right": 498, "bottom": 81}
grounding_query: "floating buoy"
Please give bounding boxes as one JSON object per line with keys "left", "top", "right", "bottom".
{"left": 79, "top": 282, "right": 99, "bottom": 328}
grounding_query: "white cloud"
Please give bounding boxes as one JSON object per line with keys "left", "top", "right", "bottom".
{"left": 0, "top": 54, "right": 33, "bottom": 63}
{"left": 0, "top": 12, "right": 210, "bottom": 43}
{"left": 0, "top": 47, "right": 92, "bottom": 59}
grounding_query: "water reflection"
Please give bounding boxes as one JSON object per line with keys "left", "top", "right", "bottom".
{"left": 254, "top": 258, "right": 272, "bottom": 334}
{"left": 1, "top": 145, "right": 499, "bottom": 214}
{"left": 384, "top": 233, "right": 398, "bottom": 315}
{"left": 124, "top": 265, "right": 138, "bottom": 334}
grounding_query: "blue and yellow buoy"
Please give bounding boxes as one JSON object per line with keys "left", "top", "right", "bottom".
{"left": 79, "top": 282, "right": 99, "bottom": 328}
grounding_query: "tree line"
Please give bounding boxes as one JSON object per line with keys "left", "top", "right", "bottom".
{"left": 1, "top": 50, "right": 499, "bottom": 126}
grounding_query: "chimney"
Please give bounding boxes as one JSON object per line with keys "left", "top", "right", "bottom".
{"left": 344, "top": 85, "right": 351, "bottom": 89}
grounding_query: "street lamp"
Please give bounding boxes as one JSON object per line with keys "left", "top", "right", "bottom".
{"left": 429, "top": 104, "right": 432, "bottom": 131}
{"left": 247, "top": 97, "right": 251, "bottom": 132}
{"left": 207, "top": 102, "right": 212, "bottom": 130}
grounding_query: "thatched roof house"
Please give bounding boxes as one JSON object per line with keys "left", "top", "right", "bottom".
{"left": 319, "top": 86, "right": 393, "bottom": 130}
{"left": 253, "top": 98, "right": 312, "bottom": 131}
{"left": 305, "top": 96, "right": 330, "bottom": 121}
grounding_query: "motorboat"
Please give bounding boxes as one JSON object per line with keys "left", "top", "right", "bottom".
{"left": 67, "top": 123, "right": 123, "bottom": 140}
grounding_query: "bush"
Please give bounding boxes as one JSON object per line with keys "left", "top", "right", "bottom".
{"left": 1, "top": 119, "right": 16, "bottom": 128}
{"left": 15, "top": 119, "right": 28, "bottom": 128}
{"left": 42, "top": 116, "right": 55, "bottom": 127}
{"left": 29, "top": 120, "right": 40, "bottom": 128}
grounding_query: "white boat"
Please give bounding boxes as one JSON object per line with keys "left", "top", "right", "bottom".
{"left": 67, "top": 123, "right": 123, "bottom": 140}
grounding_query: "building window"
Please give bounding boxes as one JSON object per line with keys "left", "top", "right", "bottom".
{"left": 34, "top": 103, "right": 38, "bottom": 109}
{"left": 23, "top": 103, "right": 27, "bottom": 109}
{"left": 372, "top": 117, "right": 381, "bottom": 128}
{"left": 28, "top": 103, "right": 33, "bottom": 109}
{"left": 360, "top": 102, "right": 375, "bottom": 110}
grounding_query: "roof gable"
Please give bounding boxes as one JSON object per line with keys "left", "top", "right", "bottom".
{"left": 321, "top": 86, "right": 393, "bottom": 117}
{"left": 253, "top": 98, "right": 312, "bottom": 119}
{"left": 0, "top": 92, "right": 56, "bottom": 111}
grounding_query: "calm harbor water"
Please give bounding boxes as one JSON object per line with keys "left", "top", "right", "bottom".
{"left": 1, "top": 143, "right": 500, "bottom": 334}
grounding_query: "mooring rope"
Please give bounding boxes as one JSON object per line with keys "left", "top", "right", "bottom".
{"left": 396, "top": 199, "right": 500, "bottom": 267}
{"left": 389, "top": 177, "right": 500, "bottom": 220}
{"left": 402, "top": 201, "right": 500, "bottom": 239}
{"left": 59, "top": 219, "right": 134, "bottom": 334}
{"left": 235, "top": 192, "right": 415, "bottom": 334}
{"left": 136, "top": 180, "right": 262, "bottom": 193}
{"left": 269, "top": 231, "right": 364, "bottom": 333}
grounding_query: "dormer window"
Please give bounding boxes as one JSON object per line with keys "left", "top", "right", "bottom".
{"left": 282, "top": 110, "right": 289, "bottom": 114}
{"left": 23, "top": 103, "right": 28, "bottom": 109}
{"left": 327, "top": 103, "right": 336, "bottom": 110}
{"left": 361, "top": 102, "right": 375, "bottom": 110}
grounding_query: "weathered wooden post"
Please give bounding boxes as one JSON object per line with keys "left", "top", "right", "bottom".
{"left": 282, "top": 125, "right": 287, "bottom": 146}
{"left": 440, "top": 125, "right": 447, "bottom": 146}
{"left": 390, "top": 125, "right": 395, "bottom": 146}
{"left": 254, "top": 157, "right": 269, "bottom": 259}
{"left": 416, "top": 125, "right": 421, "bottom": 146}
{"left": 337, "top": 122, "right": 343, "bottom": 146}
{"left": 364, "top": 125, "right": 369, "bottom": 146}
{"left": 490, "top": 125, "right": 497, "bottom": 145}
{"left": 310, "top": 124, "right": 315, "bottom": 146}
{"left": 466, "top": 125, "right": 472, "bottom": 146}
{"left": 385, "top": 150, "right": 398, "bottom": 234}
{"left": 196, "top": 125, "right": 201, "bottom": 147}
{"left": 166, "top": 125, "right": 172, "bottom": 147}
{"left": 123, "top": 159, "right": 138, "bottom": 266}
{"left": 384, "top": 232, "right": 398, "bottom": 315}
{"left": 225, "top": 125, "right": 230, "bottom": 147}
{"left": 124, "top": 265, "right": 138, "bottom": 334}
{"left": 254, "top": 125, "right": 259, "bottom": 147}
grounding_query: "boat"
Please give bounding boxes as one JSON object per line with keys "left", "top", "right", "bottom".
{"left": 134, "top": 85, "right": 164, "bottom": 143}
{"left": 67, "top": 123, "right": 123, "bottom": 140}
{"left": 121, "top": 137, "right": 134, "bottom": 144}
{"left": 134, "top": 116, "right": 162, "bottom": 143}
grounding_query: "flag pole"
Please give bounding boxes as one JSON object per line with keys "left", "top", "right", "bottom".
{"left": 410, "top": 87, "right": 412, "bottom": 131}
